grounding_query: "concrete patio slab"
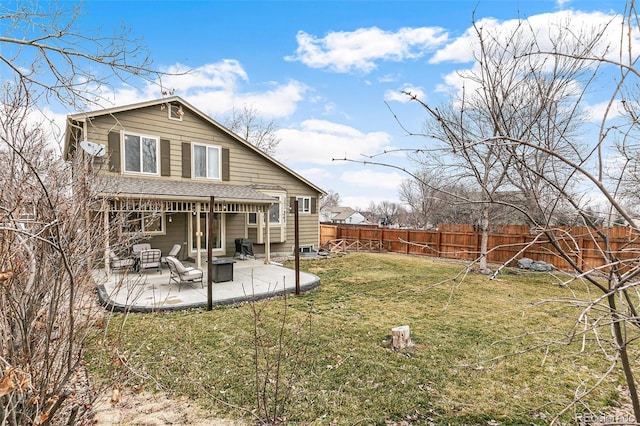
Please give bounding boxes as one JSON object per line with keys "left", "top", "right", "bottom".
{"left": 92, "top": 258, "right": 320, "bottom": 312}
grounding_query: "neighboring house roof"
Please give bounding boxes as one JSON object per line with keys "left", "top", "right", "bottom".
{"left": 97, "top": 176, "right": 277, "bottom": 203}
{"left": 65, "top": 96, "right": 326, "bottom": 196}
{"left": 330, "top": 207, "right": 357, "bottom": 221}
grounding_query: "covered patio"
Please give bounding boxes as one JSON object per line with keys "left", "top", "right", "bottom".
{"left": 93, "top": 258, "right": 320, "bottom": 312}
{"left": 96, "top": 176, "right": 286, "bottom": 275}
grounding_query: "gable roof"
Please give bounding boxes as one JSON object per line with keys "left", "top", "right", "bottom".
{"left": 330, "top": 207, "right": 358, "bottom": 221}
{"left": 64, "top": 96, "right": 326, "bottom": 196}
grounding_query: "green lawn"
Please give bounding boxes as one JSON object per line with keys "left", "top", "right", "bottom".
{"left": 87, "top": 252, "right": 633, "bottom": 424}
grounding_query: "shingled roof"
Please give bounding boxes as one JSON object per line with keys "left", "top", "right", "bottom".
{"left": 96, "top": 176, "right": 277, "bottom": 203}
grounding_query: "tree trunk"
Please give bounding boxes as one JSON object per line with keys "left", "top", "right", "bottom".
{"left": 479, "top": 204, "right": 490, "bottom": 271}
{"left": 608, "top": 294, "right": 640, "bottom": 422}
{"left": 391, "top": 325, "right": 414, "bottom": 350}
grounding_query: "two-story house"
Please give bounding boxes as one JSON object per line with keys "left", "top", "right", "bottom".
{"left": 63, "top": 96, "right": 325, "bottom": 271}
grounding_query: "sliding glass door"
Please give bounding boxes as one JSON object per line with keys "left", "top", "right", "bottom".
{"left": 190, "top": 212, "right": 222, "bottom": 253}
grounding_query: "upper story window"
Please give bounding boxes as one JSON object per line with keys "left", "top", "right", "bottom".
{"left": 193, "top": 143, "right": 221, "bottom": 179}
{"left": 297, "top": 197, "right": 311, "bottom": 214}
{"left": 123, "top": 132, "right": 159, "bottom": 175}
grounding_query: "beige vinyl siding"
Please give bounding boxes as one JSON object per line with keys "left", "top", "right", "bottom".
{"left": 286, "top": 213, "right": 321, "bottom": 249}
{"left": 224, "top": 213, "right": 246, "bottom": 255}
{"left": 149, "top": 213, "right": 189, "bottom": 260}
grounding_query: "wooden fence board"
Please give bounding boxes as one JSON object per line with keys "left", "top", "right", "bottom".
{"left": 319, "top": 223, "right": 640, "bottom": 271}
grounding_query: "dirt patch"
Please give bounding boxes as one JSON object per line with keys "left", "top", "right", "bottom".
{"left": 92, "top": 389, "right": 248, "bottom": 425}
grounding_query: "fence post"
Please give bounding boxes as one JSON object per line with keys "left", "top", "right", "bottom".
{"left": 405, "top": 230, "right": 410, "bottom": 254}
{"left": 577, "top": 233, "right": 585, "bottom": 270}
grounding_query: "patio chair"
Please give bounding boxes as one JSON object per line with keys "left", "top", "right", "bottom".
{"left": 109, "top": 251, "right": 135, "bottom": 271}
{"left": 165, "top": 256, "right": 203, "bottom": 291}
{"left": 132, "top": 243, "right": 151, "bottom": 255}
{"left": 161, "top": 244, "right": 181, "bottom": 266}
{"left": 138, "top": 249, "right": 162, "bottom": 274}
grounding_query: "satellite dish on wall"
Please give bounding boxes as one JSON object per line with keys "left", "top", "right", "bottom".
{"left": 80, "top": 140, "right": 106, "bottom": 157}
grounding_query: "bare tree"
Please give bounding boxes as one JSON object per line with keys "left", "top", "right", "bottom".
{"left": 338, "top": 3, "right": 640, "bottom": 422}
{"left": 225, "top": 104, "right": 281, "bottom": 156}
{"left": 402, "top": 7, "right": 640, "bottom": 423}
{"left": 319, "top": 190, "right": 341, "bottom": 222}
{"left": 0, "top": 84, "right": 108, "bottom": 425}
{"left": 399, "top": 170, "right": 487, "bottom": 228}
{"left": 0, "top": 2, "right": 160, "bottom": 424}
{"left": 0, "top": 1, "right": 159, "bottom": 109}
{"left": 403, "top": 95, "right": 512, "bottom": 269}
{"left": 367, "top": 200, "right": 403, "bottom": 226}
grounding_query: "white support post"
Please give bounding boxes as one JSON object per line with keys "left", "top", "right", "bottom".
{"left": 196, "top": 202, "right": 202, "bottom": 268}
{"left": 265, "top": 209, "right": 271, "bottom": 264}
{"left": 104, "top": 202, "right": 110, "bottom": 277}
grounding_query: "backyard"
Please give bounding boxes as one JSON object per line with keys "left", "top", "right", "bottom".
{"left": 87, "top": 252, "right": 634, "bottom": 425}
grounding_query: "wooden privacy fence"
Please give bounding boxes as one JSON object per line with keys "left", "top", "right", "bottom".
{"left": 320, "top": 223, "right": 640, "bottom": 271}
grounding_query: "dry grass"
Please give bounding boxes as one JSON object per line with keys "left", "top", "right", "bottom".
{"left": 86, "top": 252, "right": 634, "bottom": 425}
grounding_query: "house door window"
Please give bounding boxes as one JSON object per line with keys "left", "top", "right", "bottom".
{"left": 190, "top": 212, "right": 222, "bottom": 252}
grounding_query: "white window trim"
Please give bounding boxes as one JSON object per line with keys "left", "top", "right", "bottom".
{"left": 297, "top": 196, "right": 311, "bottom": 214}
{"left": 192, "top": 142, "right": 222, "bottom": 180}
{"left": 168, "top": 102, "right": 184, "bottom": 121}
{"left": 188, "top": 212, "right": 225, "bottom": 255}
{"left": 267, "top": 193, "right": 286, "bottom": 225}
{"left": 122, "top": 131, "right": 160, "bottom": 175}
{"left": 247, "top": 212, "right": 258, "bottom": 225}
{"left": 123, "top": 212, "right": 166, "bottom": 236}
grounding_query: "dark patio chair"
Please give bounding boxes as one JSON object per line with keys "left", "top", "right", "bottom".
{"left": 165, "top": 256, "right": 203, "bottom": 291}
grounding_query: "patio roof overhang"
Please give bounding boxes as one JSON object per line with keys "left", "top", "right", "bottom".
{"left": 96, "top": 176, "right": 279, "bottom": 213}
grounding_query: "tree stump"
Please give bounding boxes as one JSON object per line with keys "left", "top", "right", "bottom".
{"left": 391, "top": 325, "right": 414, "bottom": 350}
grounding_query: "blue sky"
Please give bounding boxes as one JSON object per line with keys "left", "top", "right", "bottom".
{"left": 56, "top": 0, "right": 626, "bottom": 208}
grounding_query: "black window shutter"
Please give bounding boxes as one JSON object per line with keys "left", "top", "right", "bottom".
{"left": 160, "top": 139, "right": 171, "bottom": 176}
{"left": 108, "top": 131, "right": 121, "bottom": 173}
{"left": 182, "top": 142, "right": 191, "bottom": 178}
{"left": 290, "top": 197, "right": 296, "bottom": 212}
{"left": 222, "top": 148, "right": 230, "bottom": 181}
{"left": 311, "top": 197, "right": 317, "bottom": 214}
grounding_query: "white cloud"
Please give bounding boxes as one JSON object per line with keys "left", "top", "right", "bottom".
{"left": 556, "top": 0, "right": 572, "bottom": 7}
{"left": 342, "top": 194, "right": 403, "bottom": 210}
{"left": 159, "top": 60, "right": 248, "bottom": 92}
{"left": 186, "top": 79, "right": 308, "bottom": 119}
{"left": 429, "top": 10, "right": 639, "bottom": 112}
{"left": 384, "top": 84, "right": 425, "bottom": 103}
{"left": 296, "top": 167, "right": 332, "bottom": 183}
{"left": 340, "top": 169, "right": 406, "bottom": 190}
{"left": 286, "top": 26, "right": 448, "bottom": 73}
{"left": 430, "top": 10, "right": 632, "bottom": 65}
{"left": 276, "top": 119, "right": 392, "bottom": 165}
{"left": 585, "top": 100, "right": 625, "bottom": 123}
{"left": 379, "top": 74, "right": 399, "bottom": 83}
{"left": 88, "top": 61, "right": 307, "bottom": 120}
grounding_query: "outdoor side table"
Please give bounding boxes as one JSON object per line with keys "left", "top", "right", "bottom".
{"left": 211, "top": 259, "right": 236, "bottom": 283}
